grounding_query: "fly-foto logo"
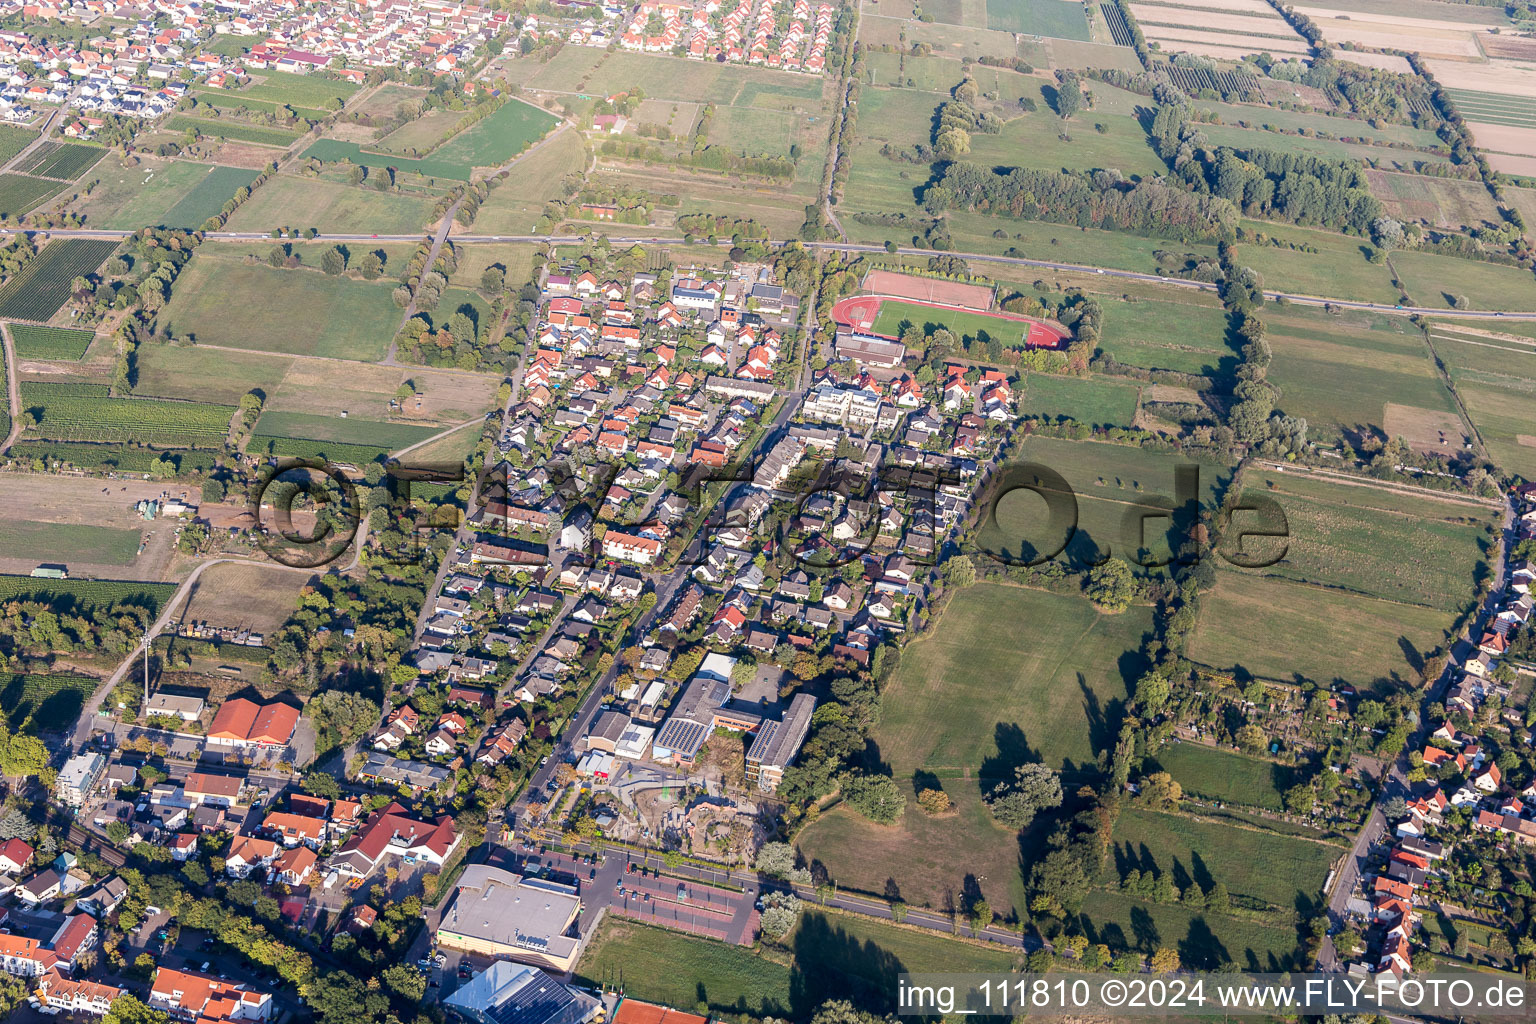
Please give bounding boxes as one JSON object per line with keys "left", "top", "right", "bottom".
{"left": 247, "top": 455, "right": 1290, "bottom": 571}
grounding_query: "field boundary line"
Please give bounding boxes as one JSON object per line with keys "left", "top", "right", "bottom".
{"left": 0, "top": 322, "right": 18, "bottom": 454}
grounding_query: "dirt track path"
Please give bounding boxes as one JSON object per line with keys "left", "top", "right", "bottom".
{"left": 1, "top": 323, "right": 21, "bottom": 454}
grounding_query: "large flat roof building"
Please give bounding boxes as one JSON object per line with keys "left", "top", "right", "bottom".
{"left": 746, "top": 692, "right": 816, "bottom": 792}
{"left": 437, "top": 865, "right": 583, "bottom": 973}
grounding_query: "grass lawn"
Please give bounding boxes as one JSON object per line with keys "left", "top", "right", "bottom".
{"left": 869, "top": 299, "right": 1041, "bottom": 342}
{"left": 1227, "top": 468, "right": 1495, "bottom": 612}
{"left": 224, "top": 175, "right": 435, "bottom": 235}
{"left": 575, "top": 919, "right": 792, "bottom": 1017}
{"left": 875, "top": 582, "right": 1153, "bottom": 778}
{"left": 1188, "top": 571, "right": 1458, "bottom": 689}
{"left": 0, "top": 520, "right": 140, "bottom": 564}
{"left": 159, "top": 249, "right": 400, "bottom": 361}
{"left": 1077, "top": 889, "right": 1303, "bottom": 970}
{"left": 471, "top": 129, "right": 587, "bottom": 233}
{"left": 1018, "top": 372, "right": 1140, "bottom": 426}
{"left": 576, "top": 913, "right": 1018, "bottom": 1019}
{"left": 1102, "top": 806, "right": 1339, "bottom": 912}
{"left": 134, "top": 344, "right": 293, "bottom": 405}
{"left": 1392, "top": 250, "right": 1536, "bottom": 312}
{"left": 0, "top": 673, "right": 96, "bottom": 734}
{"left": 1148, "top": 743, "right": 1299, "bottom": 810}
{"left": 1263, "top": 312, "right": 1457, "bottom": 442}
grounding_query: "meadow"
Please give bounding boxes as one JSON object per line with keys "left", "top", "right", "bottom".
{"left": 191, "top": 90, "right": 329, "bottom": 122}
{"left": 251, "top": 410, "right": 438, "bottom": 450}
{"left": 1076, "top": 889, "right": 1303, "bottom": 970}
{"left": 0, "top": 521, "right": 140, "bottom": 564}
{"left": 1262, "top": 311, "right": 1457, "bottom": 442}
{"left": 1089, "top": 294, "right": 1234, "bottom": 376}
{"left": 986, "top": 0, "right": 1090, "bottom": 37}
{"left": 1147, "top": 742, "right": 1297, "bottom": 809}
{"left": 0, "top": 173, "right": 65, "bottom": 218}
{"left": 134, "top": 344, "right": 293, "bottom": 405}
{"left": 166, "top": 116, "right": 302, "bottom": 148}
{"left": 1366, "top": 170, "right": 1500, "bottom": 231}
{"left": 0, "top": 673, "right": 96, "bottom": 734}
{"left": 159, "top": 250, "right": 400, "bottom": 360}
{"left": 1429, "top": 324, "right": 1536, "bottom": 478}
{"left": 576, "top": 913, "right": 1018, "bottom": 1019}
{"left": 429, "top": 99, "right": 559, "bottom": 170}
{"left": 299, "top": 138, "right": 468, "bottom": 181}
{"left": 9, "top": 324, "right": 93, "bottom": 360}
{"left": 19, "top": 382, "right": 233, "bottom": 447}
{"left": 1392, "top": 250, "right": 1536, "bottom": 311}
{"left": 1018, "top": 372, "right": 1140, "bottom": 426}
{"left": 471, "top": 129, "right": 587, "bottom": 233}
{"left": 1239, "top": 223, "right": 1399, "bottom": 304}
{"left": 223, "top": 175, "right": 436, "bottom": 235}
{"left": 1102, "top": 806, "right": 1339, "bottom": 913}
{"left": 237, "top": 70, "right": 359, "bottom": 110}
{"left": 0, "top": 239, "right": 118, "bottom": 322}
{"left": 72, "top": 160, "right": 259, "bottom": 229}
{"left": 373, "top": 109, "right": 464, "bottom": 154}
{"left": 977, "top": 435, "right": 1234, "bottom": 569}
{"left": 1188, "top": 571, "right": 1458, "bottom": 689}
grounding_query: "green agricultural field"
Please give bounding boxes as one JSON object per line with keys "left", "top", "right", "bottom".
{"left": 0, "top": 124, "right": 37, "bottom": 164}
{"left": 251, "top": 410, "right": 438, "bottom": 450}
{"left": 19, "top": 382, "right": 234, "bottom": 447}
{"left": 1392, "top": 250, "right": 1536, "bottom": 312}
{"left": 0, "top": 173, "right": 65, "bottom": 218}
{"left": 0, "top": 521, "right": 141, "bottom": 564}
{"left": 8, "top": 324, "right": 93, "bottom": 360}
{"left": 1225, "top": 469, "right": 1495, "bottom": 613}
{"left": 430, "top": 99, "right": 558, "bottom": 170}
{"left": 1018, "top": 372, "right": 1140, "bottom": 426}
{"left": 1262, "top": 311, "right": 1458, "bottom": 441}
{"left": 223, "top": 175, "right": 435, "bottom": 235}
{"left": 1077, "top": 889, "right": 1303, "bottom": 970}
{"left": 1188, "top": 571, "right": 1458, "bottom": 689}
{"left": 1091, "top": 295, "right": 1234, "bottom": 376}
{"left": 14, "top": 142, "right": 105, "bottom": 180}
{"left": 0, "top": 239, "right": 118, "bottom": 322}
{"left": 987, "top": 0, "right": 1090, "bottom": 36}
{"left": 299, "top": 138, "right": 468, "bottom": 181}
{"left": 1148, "top": 742, "right": 1299, "bottom": 810}
{"left": 708, "top": 104, "right": 797, "bottom": 158}
{"left": 0, "top": 673, "right": 96, "bottom": 734}
{"left": 166, "top": 116, "right": 302, "bottom": 148}
{"left": 1429, "top": 325, "right": 1536, "bottom": 479}
{"left": 159, "top": 250, "right": 400, "bottom": 360}
{"left": 1102, "top": 806, "right": 1338, "bottom": 913}
{"left": 160, "top": 166, "right": 263, "bottom": 228}
{"left": 467, "top": 129, "right": 587, "bottom": 233}
{"left": 0, "top": 574, "right": 175, "bottom": 613}
{"left": 11, "top": 441, "right": 219, "bottom": 475}
{"left": 134, "top": 344, "right": 293, "bottom": 405}
{"left": 248, "top": 435, "right": 394, "bottom": 466}
{"left": 1195, "top": 123, "right": 1444, "bottom": 171}
{"left": 239, "top": 69, "right": 359, "bottom": 110}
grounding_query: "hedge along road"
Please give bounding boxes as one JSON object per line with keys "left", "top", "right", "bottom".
{"left": 6, "top": 228, "right": 1536, "bottom": 321}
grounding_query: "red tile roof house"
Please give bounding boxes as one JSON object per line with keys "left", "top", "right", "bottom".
{"left": 328, "top": 803, "right": 460, "bottom": 881}
{"left": 0, "top": 837, "right": 34, "bottom": 874}
{"left": 206, "top": 697, "right": 299, "bottom": 748}
{"left": 150, "top": 966, "right": 272, "bottom": 1022}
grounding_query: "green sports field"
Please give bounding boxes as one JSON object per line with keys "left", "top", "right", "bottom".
{"left": 158, "top": 248, "right": 400, "bottom": 360}
{"left": 869, "top": 299, "right": 1047, "bottom": 346}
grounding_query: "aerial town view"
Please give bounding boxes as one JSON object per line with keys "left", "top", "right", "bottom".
{"left": 0, "top": 0, "right": 1534, "bottom": 1020}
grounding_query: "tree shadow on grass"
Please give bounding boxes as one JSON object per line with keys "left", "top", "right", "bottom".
{"left": 790, "top": 911, "right": 907, "bottom": 1017}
